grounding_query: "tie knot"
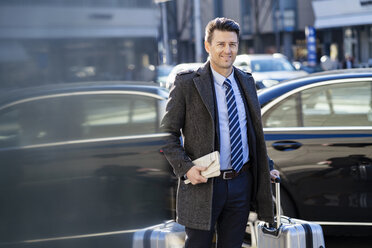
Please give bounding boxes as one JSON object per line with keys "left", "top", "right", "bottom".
{"left": 223, "top": 79, "right": 232, "bottom": 89}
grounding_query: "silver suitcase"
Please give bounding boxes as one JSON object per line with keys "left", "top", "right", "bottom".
{"left": 257, "top": 179, "right": 325, "bottom": 248}
{"left": 132, "top": 220, "right": 185, "bottom": 248}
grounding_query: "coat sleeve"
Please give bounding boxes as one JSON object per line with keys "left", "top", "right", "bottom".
{"left": 161, "top": 78, "right": 194, "bottom": 178}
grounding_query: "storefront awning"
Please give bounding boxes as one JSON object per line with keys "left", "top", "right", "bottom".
{"left": 312, "top": 0, "right": 372, "bottom": 29}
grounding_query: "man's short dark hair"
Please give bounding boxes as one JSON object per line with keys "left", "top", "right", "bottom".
{"left": 205, "top": 17, "right": 240, "bottom": 44}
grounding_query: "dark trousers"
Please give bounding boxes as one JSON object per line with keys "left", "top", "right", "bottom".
{"left": 185, "top": 169, "right": 252, "bottom": 248}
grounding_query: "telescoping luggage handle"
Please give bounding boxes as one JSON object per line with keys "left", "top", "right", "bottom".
{"left": 261, "top": 177, "right": 282, "bottom": 236}
{"left": 274, "top": 177, "right": 298, "bottom": 229}
{"left": 274, "top": 177, "right": 281, "bottom": 230}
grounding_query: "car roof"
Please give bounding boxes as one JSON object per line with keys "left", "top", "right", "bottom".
{"left": 257, "top": 68, "right": 372, "bottom": 106}
{"left": 171, "top": 63, "right": 203, "bottom": 74}
{"left": 165, "top": 62, "right": 203, "bottom": 87}
{"left": 235, "top": 53, "right": 287, "bottom": 62}
{"left": 173, "top": 62, "right": 203, "bottom": 69}
{"left": 0, "top": 81, "right": 168, "bottom": 107}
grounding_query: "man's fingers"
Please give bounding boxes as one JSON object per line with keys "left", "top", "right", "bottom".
{"left": 186, "top": 166, "right": 208, "bottom": 185}
{"left": 270, "top": 169, "right": 280, "bottom": 182}
{"left": 191, "top": 173, "right": 208, "bottom": 184}
{"left": 191, "top": 176, "right": 207, "bottom": 185}
{"left": 194, "top": 165, "right": 207, "bottom": 171}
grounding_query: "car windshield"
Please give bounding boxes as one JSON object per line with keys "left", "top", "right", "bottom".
{"left": 251, "top": 58, "right": 296, "bottom": 72}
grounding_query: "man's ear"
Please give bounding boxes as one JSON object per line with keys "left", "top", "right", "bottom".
{"left": 204, "top": 40, "right": 210, "bottom": 53}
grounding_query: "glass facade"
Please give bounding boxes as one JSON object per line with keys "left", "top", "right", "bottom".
{"left": 0, "top": 1, "right": 159, "bottom": 88}
{"left": 0, "top": 38, "right": 158, "bottom": 88}
{"left": 0, "top": 0, "right": 154, "bottom": 8}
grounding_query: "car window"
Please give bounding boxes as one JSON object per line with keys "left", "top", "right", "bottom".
{"left": 0, "top": 108, "right": 21, "bottom": 147}
{"left": 251, "top": 58, "right": 295, "bottom": 72}
{"left": 234, "top": 61, "right": 250, "bottom": 72}
{"left": 0, "top": 93, "right": 159, "bottom": 148}
{"left": 302, "top": 81, "right": 372, "bottom": 127}
{"left": 262, "top": 94, "right": 299, "bottom": 127}
{"left": 0, "top": 96, "right": 80, "bottom": 148}
{"left": 80, "top": 94, "right": 158, "bottom": 139}
{"left": 263, "top": 81, "right": 372, "bottom": 128}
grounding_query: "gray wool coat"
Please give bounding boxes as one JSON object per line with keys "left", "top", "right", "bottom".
{"left": 161, "top": 61, "right": 274, "bottom": 231}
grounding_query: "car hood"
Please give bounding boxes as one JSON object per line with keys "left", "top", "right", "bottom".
{"left": 252, "top": 70, "right": 308, "bottom": 82}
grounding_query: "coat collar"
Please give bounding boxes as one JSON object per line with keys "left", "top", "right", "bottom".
{"left": 192, "top": 61, "right": 260, "bottom": 126}
{"left": 193, "top": 61, "right": 215, "bottom": 122}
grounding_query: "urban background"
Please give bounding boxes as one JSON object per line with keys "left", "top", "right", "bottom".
{"left": 0, "top": 0, "right": 372, "bottom": 88}
{"left": 0, "top": 1, "right": 372, "bottom": 247}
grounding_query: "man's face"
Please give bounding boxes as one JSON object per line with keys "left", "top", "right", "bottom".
{"left": 205, "top": 30, "right": 239, "bottom": 74}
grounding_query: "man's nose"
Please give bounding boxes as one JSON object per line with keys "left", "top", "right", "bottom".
{"left": 224, "top": 44, "right": 231, "bottom": 53}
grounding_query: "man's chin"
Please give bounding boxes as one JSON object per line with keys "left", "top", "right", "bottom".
{"left": 221, "top": 62, "right": 233, "bottom": 68}
{"left": 211, "top": 60, "right": 234, "bottom": 71}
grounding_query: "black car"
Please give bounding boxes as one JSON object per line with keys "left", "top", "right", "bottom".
{"left": 0, "top": 82, "right": 173, "bottom": 247}
{"left": 258, "top": 69, "right": 372, "bottom": 235}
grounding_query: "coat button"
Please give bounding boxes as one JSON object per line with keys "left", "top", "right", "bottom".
{"left": 178, "top": 164, "right": 182, "bottom": 168}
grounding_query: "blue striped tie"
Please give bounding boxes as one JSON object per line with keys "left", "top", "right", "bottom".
{"left": 223, "top": 79, "right": 244, "bottom": 172}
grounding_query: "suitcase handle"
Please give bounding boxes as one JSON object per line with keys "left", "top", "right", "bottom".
{"left": 261, "top": 224, "right": 280, "bottom": 236}
{"left": 274, "top": 177, "right": 281, "bottom": 230}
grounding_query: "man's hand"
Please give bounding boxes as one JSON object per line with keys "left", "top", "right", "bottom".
{"left": 270, "top": 169, "right": 280, "bottom": 182}
{"left": 186, "top": 166, "right": 208, "bottom": 185}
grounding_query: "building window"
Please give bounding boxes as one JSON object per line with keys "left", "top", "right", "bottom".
{"left": 0, "top": 0, "right": 154, "bottom": 8}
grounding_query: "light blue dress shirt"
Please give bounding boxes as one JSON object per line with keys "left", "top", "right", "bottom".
{"left": 210, "top": 66, "right": 249, "bottom": 170}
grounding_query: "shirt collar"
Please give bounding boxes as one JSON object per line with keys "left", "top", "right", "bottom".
{"left": 210, "top": 65, "right": 235, "bottom": 87}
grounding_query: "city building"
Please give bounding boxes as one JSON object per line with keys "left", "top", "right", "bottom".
{"left": 173, "top": 0, "right": 317, "bottom": 64}
{"left": 312, "top": 0, "right": 372, "bottom": 68}
{"left": 171, "top": 0, "right": 372, "bottom": 68}
{"left": 0, "top": 0, "right": 160, "bottom": 88}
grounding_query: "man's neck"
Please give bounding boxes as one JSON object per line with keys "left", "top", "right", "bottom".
{"left": 210, "top": 63, "right": 233, "bottom": 78}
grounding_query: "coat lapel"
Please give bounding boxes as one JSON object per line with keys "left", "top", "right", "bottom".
{"left": 193, "top": 62, "right": 216, "bottom": 124}
{"left": 234, "top": 68, "right": 261, "bottom": 126}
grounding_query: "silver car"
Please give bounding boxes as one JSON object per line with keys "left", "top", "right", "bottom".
{"left": 234, "top": 53, "right": 308, "bottom": 89}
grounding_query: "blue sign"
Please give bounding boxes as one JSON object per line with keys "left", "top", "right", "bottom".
{"left": 306, "top": 26, "right": 317, "bottom": 66}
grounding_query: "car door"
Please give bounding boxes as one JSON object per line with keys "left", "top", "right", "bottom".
{"left": 0, "top": 90, "right": 172, "bottom": 247}
{"left": 261, "top": 78, "right": 372, "bottom": 225}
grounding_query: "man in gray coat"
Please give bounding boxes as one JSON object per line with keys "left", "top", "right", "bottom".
{"left": 161, "top": 17, "right": 279, "bottom": 248}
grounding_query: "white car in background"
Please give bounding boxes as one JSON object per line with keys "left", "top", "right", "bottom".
{"left": 165, "top": 62, "right": 203, "bottom": 89}
{"left": 156, "top": 64, "right": 174, "bottom": 88}
{"left": 234, "top": 53, "right": 308, "bottom": 89}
